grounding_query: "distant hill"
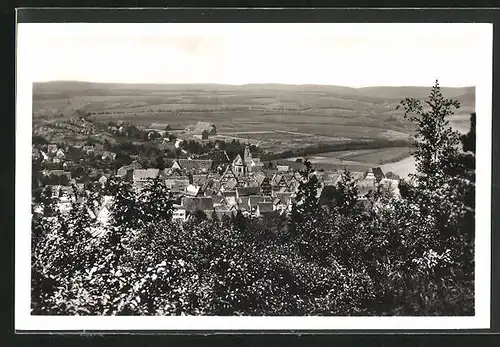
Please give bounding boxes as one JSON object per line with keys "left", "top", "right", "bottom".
{"left": 32, "top": 80, "right": 475, "bottom": 147}
{"left": 33, "top": 81, "right": 475, "bottom": 102}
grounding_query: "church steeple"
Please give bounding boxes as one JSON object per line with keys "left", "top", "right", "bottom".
{"left": 244, "top": 145, "right": 252, "bottom": 164}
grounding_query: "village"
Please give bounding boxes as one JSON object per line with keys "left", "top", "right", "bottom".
{"left": 31, "top": 112, "right": 401, "bottom": 229}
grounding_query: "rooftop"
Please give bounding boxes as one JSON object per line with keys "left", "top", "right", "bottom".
{"left": 133, "top": 169, "right": 160, "bottom": 180}
{"left": 182, "top": 197, "right": 214, "bottom": 212}
{"left": 236, "top": 186, "right": 261, "bottom": 197}
{"left": 178, "top": 159, "right": 213, "bottom": 172}
{"left": 257, "top": 202, "right": 274, "bottom": 213}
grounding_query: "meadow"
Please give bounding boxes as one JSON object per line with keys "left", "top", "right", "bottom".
{"left": 284, "top": 146, "right": 413, "bottom": 173}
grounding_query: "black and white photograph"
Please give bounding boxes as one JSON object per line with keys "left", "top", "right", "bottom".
{"left": 16, "top": 21, "right": 492, "bottom": 331}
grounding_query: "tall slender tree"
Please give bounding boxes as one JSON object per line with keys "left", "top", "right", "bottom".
{"left": 289, "top": 160, "right": 322, "bottom": 236}
{"left": 334, "top": 170, "right": 360, "bottom": 215}
{"left": 398, "top": 79, "right": 461, "bottom": 187}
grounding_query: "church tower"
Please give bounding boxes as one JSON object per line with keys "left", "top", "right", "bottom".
{"left": 244, "top": 145, "right": 252, "bottom": 163}
{"left": 244, "top": 145, "right": 253, "bottom": 172}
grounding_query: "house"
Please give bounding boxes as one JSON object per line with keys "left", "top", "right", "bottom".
{"left": 213, "top": 207, "right": 237, "bottom": 220}
{"left": 101, "top": 151, "right": 117, "bottom": 161}
{"left": 286, "top": 174, "right": 301, "bottom": 193}
{"left": 47, "top": 144, "right": 58, "bottom": 154}
{"left": 232, "top": 154, "right": 246, "bottom": 177}
{"left": 181, "top": 197, "right": 214, "bottom": 216}
{"left": 202, "top": 179, "right": 222, "bottom": 196}
{"left": 165, "top": 176, "right": 190, "bottom": 190}
{"left": 350, "top": 171, "right": 366, "bottom": 182}
{"left": 62, "top": 161, "right": 77, "bottom": 170}
{"left": 68, "top": 112, "right": 96, "bottom": 134}
{"left": 236, "top": 186, "right": 261, "bottom": 199}
{"left": 32, "top": 147, "right": 41, "bottom": 160}
{"left": 220, "top": 165, "right": 239, "bottom": 189}
{"left": 170, "top": 160, "right": 182, "bottom": 172}
{"left": 39, "top": 150, "right": 50, "bottom": 162}
{"left": 88, "top": 196, "right": 114, "bottom": 236}
{"left": 185, "top": 121, "right": 217, "bottom": 136}
{"left": 98, "top": 175, "right": 108, "bottom": 186}
{"left": 223, "top": 179, "right": 238, "bottom": 191}
{"left": 253, "top": 172, "right": 267, "bottom": 186}
{"left": 221, "top": 191, "right": 238, "bottom": 207}
{"left": 385, "top": 171, "right": 401, "bottom": 180}
{"left": 256, "top": 202, "right": 274, "bottom": 217}
{"left": 49, "top": 185, "right": 76, "bottom": 199}
{"left": 364, "top": 168, "right": 376, "bottom": 181}
{"left": 57, "top": 196, "right": 73, "bottom": 215}
{"left": 378, "top": 178, "right": 400, "bottom": 198}
{"left": 271, "top": 174, "right": 291, "bottom": 192}
{"left": 116, "top": 165, "right": 134, "bottom": 180}
{"left": 133, "top": 168, "right": 160, "bottom": 181}
{"left": 208, "top": 150, "right": 231, "bottom": 166}
{"left": 244, "top": 176, "right": 260, "bottom": 188}
{"left": 193, "top": 129, "right": 210, "bottom": 140}
{"left": 172, "top": 204, "right": 187, "bottom": 222}
{"left": 253, "top": 174, "right": 272, "bottom": 196}
{"left": 146, "top": 131, "right": 159, "bottom": 141}
{"left": 357, "top": 178, "right": 377, "bottom": 200}
{"left": 208, "top": 172, "right": 222, "bottom": 180}
{"left": 177, "top": 159, "right": 213, "bottom": 174}
{"left": 82, "top": 145, "right": 94, "bottom": 153}
{"left": 164, "top": 167, "right": 185, "bottom": 179}
{"left": 276, "top": 165, "right": 290, "bottom": 172}
{"left": 55, "top": 148, "right": 65, "bottom": 159}
{"left": 244, "top": 195, "right": 271, "bottom": 212}
{"left": 133, "top": 168, "right": 160, "bottom": 191}
{"left": 272, "top": 192, "right": 295, "bottom": 215}
{"left": 192, "top": 174, "right": 209, "bottom": 187}
{"left": 185, "top": 184, "right": 201, "bottom": 197}
{"left": 323, "top": 173, "right": 342, "bottom": 186}
{"left": 248, "top": 157, "right": 264, "bottom": 171}
{"left": 96, "top": 196, "right": 114, "bottom": 226}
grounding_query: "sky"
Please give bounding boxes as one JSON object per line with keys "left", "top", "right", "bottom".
{"left": 17, "top": 23, "right": 489, "bottom": 87}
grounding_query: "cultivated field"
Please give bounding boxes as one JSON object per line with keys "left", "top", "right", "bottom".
{"left": 32, "top": 82, "right": 474, "bottom": 175}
